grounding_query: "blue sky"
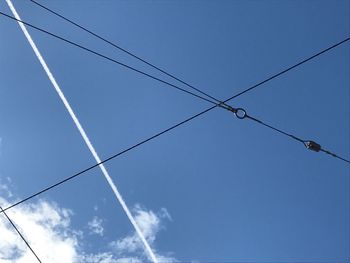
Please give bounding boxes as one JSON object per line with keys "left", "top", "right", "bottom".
{"left": 0, "top": 0, "right": 349, "bottom": 262}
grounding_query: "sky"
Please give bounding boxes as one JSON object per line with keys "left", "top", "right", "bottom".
{"left": 0, "top": 0, "right": 349, "bottom": 262}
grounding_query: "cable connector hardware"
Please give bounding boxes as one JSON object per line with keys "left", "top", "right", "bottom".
{"left": 220, "top": 103, "right": 248, "bottom": 120}
{"left": 304, "top": 140, "right": 321, "bottom": 152}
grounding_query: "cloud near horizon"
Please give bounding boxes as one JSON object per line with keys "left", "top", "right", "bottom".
{"left": 0, "top": 187, "right": 176, "bottom": 263}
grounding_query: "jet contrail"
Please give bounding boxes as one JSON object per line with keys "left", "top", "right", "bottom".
{"left": 5, "top": 1, "right": 158, "bottom": 262}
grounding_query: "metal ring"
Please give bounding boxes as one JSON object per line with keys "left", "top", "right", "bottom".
{"left": 235, "top": 108, "right": 247, "bottom": 119}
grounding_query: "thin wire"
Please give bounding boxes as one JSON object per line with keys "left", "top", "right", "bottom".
{"left": 0, "top": 5, "right": 347, "bottom": 261}
{"left": 24, "top": 2, "right": 350, "bottom": 165}
{"left": 223, "top": 37, "right": 350, "bottom": 102}
{"left": 0, "top": 11, "right": 218, "bottom": 107}
{"left": 320, "top": 149, "right": 350, "bottom": 164}
{"left": 28, "top": 0, "right": 222, "bottom": 104}
{"left": 6, "top": 0, "right": 158, "bottom": 260}
{"left": 28, "top": 0, "right": 350, "bottom": 116}
{"left": 1, "top": 31, "right": 349, "bottom": 212}
{"left": 0, "top": 105, "right": 216, "bottom": 213}
{"left": 0, "top": 206, "right": 42, "bottom": 262}
{"left": 244, "top": 114, "right": 350, "bottom": 164}
{"left": 245, "top": 114, "right": 306, "bottom": 143}
{"left": 0, "top": 12, "right": 349, "bottom": 111}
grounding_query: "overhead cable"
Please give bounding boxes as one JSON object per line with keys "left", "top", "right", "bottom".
{"left": 227, "top": 107, "right": 350, "bottom": 164}
{"left": 0, "top": 11, "right": 220, "bottom": 107}
{"left": 1, "top": 11, "right": 349, "bottom": 163}
{"left": 28, "top": 0, "right": 222, "bottom": 104}
{"left": 27, "top": 0, "right": 350, "bottom": 110}
{"left": 0, "top": 106, "right": 215, "bottom": 214}
{"left": 5, "top": 0, "right": 158, "bottom": 261}
{"left": 2, "top": 34, "right": 349, "bottom": 215}
{"left": 0, "top": 206, "right": 42, "bottom": 262}
{"left": 25, "top": 1, "right": 350, "bottom": 164}
{"left": 0, "top": 11, "right": 349, "bottom": 112}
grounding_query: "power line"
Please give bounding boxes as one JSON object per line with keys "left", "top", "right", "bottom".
{"left": 227, "top": 108, "right": 350, "bottom": 164}
{"left": 1, "top": 99, "right": 348, "bottom": 215}
{"left": 19, "top": 0, "right": 350, "bottom": 145}
{"left": 222, "top": 38, "right": 350, "bottom": 102}
{"left": 26, "top": 0, "right": 350, "bottom": 127}
{"left": 24, "top": 0, "right": 350, "bottom": 159}
{"left": 0, "top": 11, "right": 349, "bottom": 112}
{"left": 1, "top": 10, "right": 349, "bottom": 163}
{"left": 1, "top": 5, "right": 348, "bottom": 261}
{"left": 0, "top": 105, "right": 215, "bottom": 213}
{"left": 6, "top": 0, "right": 158, "bottom": 261}
{"left": 1, "top": 33, "right": 349, "bottom": 214}
{"left": 0, "top": 11, "right": 219, "bottom": 107}
{"left": 0, "top": 206, "right": 42, "bottom": 262}
{"left": 28, "top": 0, "right": 222, "bottom": 105}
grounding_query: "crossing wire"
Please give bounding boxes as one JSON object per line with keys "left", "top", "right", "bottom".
{"left": 20, "top": 0, "right": 350, "bottom": 118}
{"left": 28, "top": 0, "right": 222, "bottom": 105}
{"left": 0, "top": 11, "right": 219, "bottom": 107}
{"left": 0, "top": 11, "right": 349, "bottom": 111}
{"left": 0, "top": 5, "right": 348, "bottom": 262}
{"left": 0, "top": 206, "right": 42, "bottom": 262}
{"left": 1, "top": 33, "right": 349, "bottom": 214}
{"left": 1, "top": 11, "right": 349, "bottom": 164}
{"left": 5, "top": 0, "right": 159, "bottom": 261}
{"left": 26, "top": 0, "right": 350, "bottom": 115}
{"left": 21, "top": 2, "right": 350, "bottom": 164}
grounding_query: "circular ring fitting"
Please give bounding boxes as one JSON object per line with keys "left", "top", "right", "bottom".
{"left": 235, "top": 108, "right": 247, "bottom": 119}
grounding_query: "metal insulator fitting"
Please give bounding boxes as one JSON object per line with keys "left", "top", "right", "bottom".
{"left": 305, "top": 141, "right": 321, "bottom": 152}
{"left": 235, "top": 108, "right": 247, "bottom": 119}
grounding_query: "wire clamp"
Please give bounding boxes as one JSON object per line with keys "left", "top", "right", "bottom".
{"left": 234, "top": 108, "right": 247, "bottom": 119}
{"left": 224, "top": 105, "right": 247, "bottom": 119}
{"left": 304, "top": 140, "right": 321, "bottom": 152}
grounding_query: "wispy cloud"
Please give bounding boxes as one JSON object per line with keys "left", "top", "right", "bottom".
{"left": 0, "top": 193, "right": 177, "bottom": 263}
{"left": 111, "top": 204, "right": 176, "bottom": 263}
{"left": 113, "top": 205, "right": 172, "bottom": 254}
{"left": 0, "top": 177, "right": 14, "bottom": 198}
{"left": 88, "top": 216, "right": 104, "bottom": 236}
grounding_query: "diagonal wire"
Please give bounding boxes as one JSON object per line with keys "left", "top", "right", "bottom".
{"left": 24, "top": 1, "right": 350, "bottom": 165}
{"left": 5, "top": 0, "right": 158, "bottom": 261}
{"left": 27, "top": 0, "right": 350, "bottom": 116}
{"left": 0, "top": 5, "right": 348, "bottom": 263}
{"left": 319, "top": 148, "right": 350, "bottom": 163}
{"left": 0, "top": 11, "right": 349, "bottom": 112}
{"left": 222, "top": 37, "right": 350, "bottom": 102}
{"left": 1, "top": 32, "right": 349, "bottom": 214}
{"left": 0, "top": 105, "right": 215, "bottom": 213}
{"left": 0, "top": 206, "right": 42, "bottom": 262}
{"left": 0, "top": 10, "right": 218, "bottom": 107}
{"left": 243, "top": 113, "right": 350, "bottom": 164}
{"left": 28, "top": 0, "right": 222, "bottom": 104}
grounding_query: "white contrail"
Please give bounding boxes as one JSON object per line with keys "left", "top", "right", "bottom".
{"left": 5, "top": 1, "right": 158, "bottom": 262}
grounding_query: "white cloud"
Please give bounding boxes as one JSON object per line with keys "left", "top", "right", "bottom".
{"left": 114, "top": 204, "right": 164, "bottom": 252}
{"left": 0, "top": 192, "right": 177, "bottom": 263}
{"left": 0, "top": 197, "right": 78, "bottom": 263}
{"left": 81, "top": 253, "right": 142, "bottom": 263}
{"left": 88, "top": 216, "right": 104, "bottom": 236}
{"left": 0, "top": 185, "right": 13, "bottom": 199}
{"left": 111, "top": 204, "right": 176, "bottom": 262}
